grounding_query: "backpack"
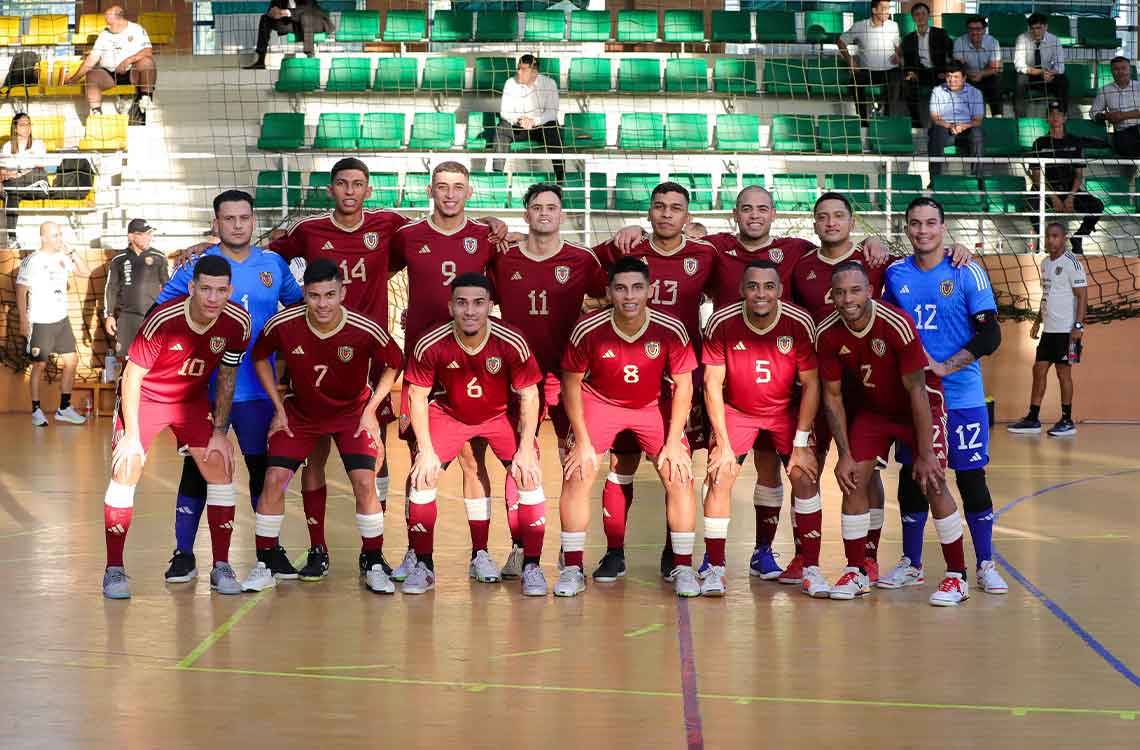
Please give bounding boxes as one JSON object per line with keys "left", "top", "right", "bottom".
{"left": 3, "top": 51, "right": 40, "bottom": 89}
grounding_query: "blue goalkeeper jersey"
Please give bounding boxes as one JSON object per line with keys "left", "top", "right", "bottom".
{"left": 156, "top": 245, "right": 303, "bottom": 403}
{"left": 882, "top": 255, "right": 996, "bottom": 409}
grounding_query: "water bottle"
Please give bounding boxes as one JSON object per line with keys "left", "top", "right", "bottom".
{"left": 1067, "top": 339, "right": 1083, "bottom": 364}
{"left": 84, "top": 397, "right": 93, "bottom": 419}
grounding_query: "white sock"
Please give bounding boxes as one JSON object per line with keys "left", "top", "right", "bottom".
{"left": 753, "top": 483, "right": 783, "bottom": 508}
{"left": 606, "top": 472, "right": 635, "bottom": 486}
{"left": 793, "top": 494, "right": 822, "bottom": 514}
{"left": 703, "top": 516, "right": 729, "bottom": 540}
{"left": 355, "top": 512, "right": 384, "bottom": 539}
{"left": 408, "top": 487, "right": 438, "bottom": 505}
{"left": 841, "top": 513, "right": 871, "bottom": 541}
{"left": 669, "top": 531, "right": 695, "bottom": 556}
{"left": 206, "top": 483, "right": 236, "bottom": 507}
{"left": 104, "top": 480, "right": 136, "bottom": 509}
{"left": 463, "top": 496, "right": 491, "bottom": 521}
{"left": 868, "top": 507, "right": 885, "bottom": 531}
{"left": 254, "top": 513, "right": 283, "bottom": 538}
{"left": 374, "top": 475, "right": 390, "bottom": 502}
{"left": 933, "top": 512, "right": 964, "bottom": 544}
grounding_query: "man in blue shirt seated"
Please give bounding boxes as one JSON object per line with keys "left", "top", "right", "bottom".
{"left": 927, "top": 61, "right": 986, "bottom": 179}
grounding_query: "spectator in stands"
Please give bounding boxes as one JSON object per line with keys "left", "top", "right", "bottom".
{"left": 927, "top": 61, "right": 985, "bottom": 179}
{"left": 1, "top": 113, "right": 49, "bottom": 249}
{"left": 902, "top": 2, "right": 953, "bottom": 128}
{"left": 1027, "top": 102, "right": 1103, "bottom": 255}
{"left": 952, "top": 16, "right": 1003, "bottom": 116}
{"left": 1014, "top": 13, "right": 1067, "bottom": 118}
{"left": 838, "top": 0, "right": 902, "bottom": 125}
{"left": 103, "top": 219, "right": 169, "bottom": 357}
{"left": 1090, "top": 55, "right": 1140, "bottom": 158}
{"left": 244, "top": 0, "right": 334, "bottom": 70}
{"left": 66, "top": 6, "right": 156, "bottom": 118}
{"left": 493, "top": 54, "right": 564, "bottom": 183}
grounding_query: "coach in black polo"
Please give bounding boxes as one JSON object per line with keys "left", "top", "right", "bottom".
{"left": 103, "top": 218, "right": 169, "bottom": 355}
{"left": 1027, "top": 103, "right": 1104, "bottom": 254}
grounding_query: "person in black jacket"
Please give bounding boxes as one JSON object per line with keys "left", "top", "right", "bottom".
{"left": 103, "top": 219, "right": 169, "bottom": 355}
{"left": 244, "top": 0, "right": 334, "bottom": 70}
{"left": 901, "top": 3, "right": 953, "bottom": 129}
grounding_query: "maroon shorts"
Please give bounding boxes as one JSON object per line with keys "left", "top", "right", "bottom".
{"left": 848, "top": 388, "right": 948, "bottom": 469}
{"left": 268, "top": 401, "right": 379, "bottom": 473}
{"left": 429, "top": 403, "right": 519, "bottom": 465}
{"left": 114, "top": 399, "right": 214, "bottom": 454}
{"left": 717, "top": 403, "right": 795, "bottom": 457}
{"left": 577, "top": 389, "right": 687, "bottom": 458}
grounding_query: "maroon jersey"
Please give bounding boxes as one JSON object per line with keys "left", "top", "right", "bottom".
{"left": 816, "top": 301, "right": 929, "bottom": 420}
{"left": 269, "top": 209, "right": 410, "bottom": 327}
{"left": 390, "top": 217, "right": 494, "bottom": 349}
{"left": 129, "top": 297, "right": 252, "bottom": 403}
{"left": 489, "top": 240, "right": 608, "bottom": 374}
{"left": 702, "top": 301, "right": 817, "bottom": 418}
{"left": 791, "top": 245, "right": 888, "bottom": 323}
{"left": 705, "top": 233, "right": 813, "bottom": 308}
{"left": 254, "top": 306, "right": 403, "bottom": 424}
{"left": 563, "top": 308, "right": 697, "bottom": 409}
{"left": 405, "top": 320, "right": 542, "bottom": 425}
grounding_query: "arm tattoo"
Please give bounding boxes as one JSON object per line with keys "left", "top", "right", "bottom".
{"left": 939, "top": 349, "right": 977, "bottom": 375}
{"left": 213, "top": 365, "right": 238, "bottom": 432}
{"left": 823, "top": 392, "right": 850, "bottom": 456}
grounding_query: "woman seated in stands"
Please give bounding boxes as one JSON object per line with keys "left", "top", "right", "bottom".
{"left": 0, "top": 113, "right": 49, "bottom": 249}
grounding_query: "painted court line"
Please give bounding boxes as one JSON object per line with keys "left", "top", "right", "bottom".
{"left": 675, "top": 600, "right": 704, "bottom": 750}
{"left": 176, "top": 592, "right": 266, "bottom": 670}
{"left": 295, "top": 663, "right": 391, "bottom": 672}
{"left": 624, "top": 623, "right": 664, "bottom": 639}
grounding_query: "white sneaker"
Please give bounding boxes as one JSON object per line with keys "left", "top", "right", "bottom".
{"left": 829, "top": 566, "right": 871, "bottom": 600}
{"left": 139, "top": 94, "right": 153, "bottom": 112}
{"left": 500, "top": 544, "right": 524, "bottom": 579}
{"left": 31, "top": 408, "right": 48, "bottom": 427}
{"left": 54, "top": 406, "right": 87, "bottom": 425}
{"left": 699, "top": 565, "right": 726, "bottom": 597}
{"left": 672, "top": 566, "right": 701, "bottom": 598}
{"left": 241, "top": 561, "right": 277, "bottom": 592}
{"left": 401, "top": 561, "right": 435, "bottom": 594}
{"left": 365, "top": 564, "right": 396, "bottom": 594}
{"left": 390, "top": 548, "right": 417, "bottom": 582}
{"left": 877, "top": 556, "right": 925, "bottom": 589}
{"left": 468, "top": 550, "right": 501, "bottom": 583}
{"left": 929, "top": 572, "right": 969, "bottom": 606}
{"left": 553, "top": 565, "right": 586, "bottom": 597}
{"left": 977, "top": 560, "right": 1009, "bottom": 594}
{"left": 800, "top": 565, "right": 831, "bottom": 598}
{"left": 521, "top": 563, "right": 548, "bottom": 596}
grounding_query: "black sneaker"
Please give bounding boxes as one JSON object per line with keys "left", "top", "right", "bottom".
{"left": 592, "top": 550, "right": 627, "bottom": 582}
{"left": 660, "top": 545, "right": 673, "bottom": 580}
{"left": 358, "top": 549, "right": 392, "bottom": 576}
{"left": 258, "top": 545, "right": 298, "bottom": 580}
{"left": 1047, "top": 418, "right": 1077, "bottom": 437}
{"left": 1006, "top": 416, "right": 1042, "bottom": 434}
{"left": 164, "top": 549, "right": 197, "bottom": 583}
{"left": 298, "top": 546, "right": 330, "bottom": 582}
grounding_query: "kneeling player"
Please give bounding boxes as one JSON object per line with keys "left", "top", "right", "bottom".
{"left": 701, "top": 260, "right": 828, "bottom": 597}
{"left": 557, "top": 256, "right": 700, "bottom": 598}
{"left": 102, "top": 255, "right": 250, "bottom": 599}
{"left": 816, "top": 262, "right": 969, "bottom": 606}
{"left": 242, "top": 259, "right": 403, "bottom": 593}
{"left": 404, "top": 273, "right": 547, "bottom": 596}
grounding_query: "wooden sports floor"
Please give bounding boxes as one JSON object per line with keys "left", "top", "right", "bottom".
{"left": 0, "top": 415, "right": 1137, "bottom": 749}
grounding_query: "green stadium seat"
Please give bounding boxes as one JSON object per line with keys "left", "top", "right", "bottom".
{"left": 711, "top": 11, "right": 752, "bottom": 43}
{"left": 941, "top": 13, "right": 969, "bottom": 40}
{"left": 617, "top": 10, "right": 658, "bottom": 42}
{"left": 374, "top": 57, "right": 418, "bottom": 92}
{"left": 257, "top": 113, "right": 305, "bottom": 149}
{"left": 615, "top": 173, "right": 660, "bottom": 211}
{"left": 568, "top": 58, "right": 611, "bottom": 92}
{"left": 524, "top": 10, "right": 564, "bottom": 41}
{"left": 432, "top": 10, "right": 473, "bottom": 41}
{"left": 762, "top": 58, "right": 808, "bottom": 96}
{"left": 563, "top": 112, "right": 607, "bottom": 150}
{"left": 756, "top": 11, "right": 797, "bottom": 44}
{"left": 469, "top": 172, "right": 509, "bottom": 208}
{"left": 894, "top": 13, "right": 917, "bottom": 37}
{"left": 326, "top": 57, "right": 371, "bottom": 92}
{"left": 510, "top": 171, "right": 557, "bottom": 208}
{"left": 359, "top": 112, "right": 405, "bottom": 149}
{"left": 987, "top": 14, "right": 1025, "bottom": 47}
{"left": 422, "top": 56, "right": 466, "bottom": 92}
{"left": 983, "top": 175, "right": 1027, "bottom": 212}
{"left": 255, "top": 170, "right": 303, "bottom": 208}
{"left": 718, "top": 173, "right": 765, "bottom": 209}
{"left": 807, "top": 57, "right": 854, "bottom": 97}
{"left": 1078, "top": 17, "right": 1120, "bottom": 50}
{"left": 306, "top": 172, "right": 333, "bottom": 209}
{"left": 804, "top": 12, "right": 844, "bottom": 44}
{"left": 538, "top": 57, "right": 560, "bottom": 83}
{"left": 868, "top": 116, "right": 914, "bottom": 154}
{"left": 274, "top": 57, "right": 319, "bottom": 93}
{"left": 364, "top": 173, "right": 400, "bottom": 208}
{"left": 465, "top": 112, "right": 497, "bottom": 150}
{"left": 983, "top": 117, "right": 1020, "bottom": 156}
{"left": 569, "top": 10, "right": 610, "bottom": 42}
{"left": 715, "top": 114, "right": 761, "bottom": 152}
{"left": 1017, "top": 118, "right": 1048, "bottom": 152}
{"left": 713, "top": 58, "right": 757, "bottom": 95}
{"left": 825, "top": 174, "right": 873, "bottom": 212}
{"left": 408, "top": 112, "right": 455, "bottom": 150}
{"left": 669, "top": 173, "right": 713, "bottom": 211}
{"left": 1047, "top": 15, "right": 1074, "bottom": 47}
{"left": 313, "top": 113, "right": 360, "bottom": 149}
{"left": 1065, "top": 119, "right": 1113, "bottom": 158}
{"left": 932, "top": 175, "right": 984, "bottom": 212}
{"left": 589, "top": 172, "right": 609, "bottom": 210}
{"left": 772, "top": 174, "right": 818, "bottom": 212}
{"left": 476, "top": 11, "right": 518, "bottom": 42}
{"left": 665, "top": 58, "right": 707, "bottom": 93}
{"left": 401, "top": 172, "right": 430, "bottom": 209}
{"left": 618, "top": 58, "right": 661, "bottom": 92}
{"left": 1086, "top": 176, "right": 1135, "bottom": 214}
{"left": 771, "top": 115, "right": 816, "bottom": 152}
{"left": 384, "top": 10, "right": 426, "bottom": 41}
{"left": 664, "top": 10, "right": 704, "bottom": 43}
{"left": 619, "top": 113, "right": 664, "bottom": 150}
{"left": 665, "top": 113, "right": 708, "bottom": 150}
{"left": 1066, "top": 62, "right": 1096, "bottom": 99}
{"left": 817, "top": 115, "right": 862, "bottom": 154}
{"left": 285, "top": 31, "right": 327, "bottom": 45}
{"left": 474, "top": 57, "right": 515, "bottom": 93}
{"left": 336, "top": 11, "right": 380, "bottom": 42}
{"left": 561, "top": 172, "right": 586, "bottom": 210}
{"left": 876, "top": 173, "right": 923, "bottom": 212}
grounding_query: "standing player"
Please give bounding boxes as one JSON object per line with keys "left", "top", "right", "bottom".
{"left": 403, "top": 273, "right": 547, "bottom": 596}
{"left": 816, "top": 262, "right": 970, "bottom": 606}
{"left": 880, "top": 197, "right": 1007, "bottom": 595}
{"left": 557, "top": 257, "right": 699, "bottom": 597}
{"left": 700, "top": 261, "right": 828, "bottom": 597}
{"left": 242, "top": 259, "right": 404, "bottom": 593}
{"left": 102, "top": 256, "right": 250, "bottom": 599}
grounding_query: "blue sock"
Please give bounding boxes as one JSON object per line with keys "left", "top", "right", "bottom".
{"left": 901, "top": 512, "right": 928, "bottom": 568}
{"left": 966, "top": 509, "right": 995, "bottom": 566}
{"left": 174, "top": 493, "right": 206, "bottom": 552}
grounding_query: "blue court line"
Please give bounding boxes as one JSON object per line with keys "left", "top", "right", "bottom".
{"left": 994, "top": 468, "right": 1140, "bottom": 519}
{"left": 675, "top": 599, "right": 705, "bottom": 750}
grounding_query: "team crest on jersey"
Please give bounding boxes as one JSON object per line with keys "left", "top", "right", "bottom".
{"left": 777, "top": 336, "right": 793, "bottom": 354}
{"left": 260, "top": 271, "right": 274, "bottom": 287}
{"left": 144, "top": 255, "right": 154, "bottom": 266}
{"left": 485, "top": 356, "right": 502, "bottom": 374}
{"left": 871, "top": 338, "right": 886, "bottom": 357}
{"left": 940, "top": 279, "right": 955, "bottom": 297}
{"left": 464, "top": 237, "right": 478, "bottom": 254}
{"left": 209, "top": 336, "right": 226, "bottom": 354}
{"left": 554, "top": 265, "right": 570, "bottom": 284}
{"left": 770, "top": 248, "right": 784, "bottom": 264}
{"left": 683, "top": 258, "right": 699, "bottom": 276}
{"left": 338, "top": 346, "right": 354, "bottom": 363}
{"left": 364, "top": 232, "right": 379, "bottom": 250}
{"left": 644, "top": 341, "right": 661, "bottom": 359}
{"left": 1055, "top": 266, "right": 1063, "bottom": 275}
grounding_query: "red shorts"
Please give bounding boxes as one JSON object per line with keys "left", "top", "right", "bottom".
{"left": 848, "top": 388, "right": 948, "bottom": 469}
{"left": 113, "top": 399, "right": 214, "bottom": 454}
{"left": 577, "top": 389, "right": 686, "bottom": 458}
{"left": 540, "top": 372, "right": 571, "bottom": 441}
{"left": 718, "top": 403, "right": 795, "bottom": 457}
{"left": 429, "top": 403, "right": 519, "bottom": 465}
{"left": 268, "top": 401, "right": 380, "bottom": 473}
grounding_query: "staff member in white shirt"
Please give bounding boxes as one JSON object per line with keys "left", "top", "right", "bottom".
{"left": 65, "top": 6, "right": 156, "bottom": 118}
{"left": 838, "top": 0, "right": 902, "bottom": 125}
{"left": 493, "top": 54, "right": 564, "bottom": 183}
{"left": 1014, "top": 12, "right": 1067, "bottom": 118}
{"left": 1, "top": 113, "right": 49, "bottom": 249}
{"left": 15, "top": 222, "right": 93, "bottom": 427}
{"left": 1091, "top": 55, "right": 1140, "bottom": 158}
{"left": 952, "top": 16, "right": 1003, "bottom": 116}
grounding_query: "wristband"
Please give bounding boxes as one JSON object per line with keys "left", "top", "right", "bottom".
{"left": 793, "top": 431, "right": 811, "bottom": 448}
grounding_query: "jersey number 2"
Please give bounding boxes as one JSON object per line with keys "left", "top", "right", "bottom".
{"left": 913, "top": 304, "right": 938, "bottom": 330}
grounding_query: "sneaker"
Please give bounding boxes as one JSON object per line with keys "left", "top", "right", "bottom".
{"left": 777, "top": 554, "right": 804, "bottom": 584}
{"left": 829, "top": 566, "right": 871, "bottom": 600}
{"left": 592, "top": 549, "right": 627, "bottom": 582}
{"left": 699, "top": 565, "right": 726, "bottom": 597}
{"left": 138, "top": 94, "right": 153, "bottom": 113}
{"left": 864, "top": 558, "right": 880, "bottom": 585}
{"left": 298, "top": 546, "right": 329, "bottom": 581}
{"left": 102, "top": 566, "right": 130, "bottom": 599}
{"left": 365, "top": 564, "right": 396, "bottom": 594}
{"left": 877, "top": 557, "right": 925, "bottom": 589}
{"left": 241, "top": 561, "right": 277, "bottom": 592}
{"left": 244, "top": 58, "right": 267, "bottom": 71}
{"left": 696, "top": 552, "right": 711, "bottom": 579}
{"left": 672, "top": 566, "right": 701, "bottom": 598}
{"left": 358, "top": 549, "right": 392, "bottom": 576}
{"left": 800, "top": 565, "right": 831, "bottom": 598}
{"left": 521, "top": 563, "right": 548, "bottom": 596}
{"left": 401, "top": 561, "right": 436, "bottom": 594}
{"left": 210, "top": 562, "right": 241, "bottom": 595}
{"left": 54, "top": 406, "right": 86, "bottom": 424}
{"left": 261, "top": 545, "right": 298, "bottom": 580}
{"left": 500, "top": 544, "right": 524, "bottom": 579}
{"left": 163, "top": 549, "right": 197, "bottom": 583}
{"left": 659, "top": 546, "right": 673, "bottom": 580}
{"left": 390, "top": 549, "right": 418, "bottom": 582}
{"left": 1047, "top": 418, "right": 1077, "bottom": 437}
{"left": 553, "top": 565, "right": 586, "bottom": 597}
{"left": 929, "top": 572, "right": 969, "bottom": 606}
{"left": 31, "top": 408, "right": 49, "bottom": 427}
{"left": 468, "top": 550, "right": 502, "bottom": 583}
{"left": 1007, "top": 416, "right": 1042, "bottom": 434}
{"left": 977, "top": 560, "right": 1009, "bottom": 594}
{"left": 749, "top": 545, "right": 782, "bottom": 580}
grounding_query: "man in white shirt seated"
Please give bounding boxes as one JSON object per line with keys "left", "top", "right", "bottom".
{"left": 492, "top": 54, "right": 564, "bottom": 183}
{"left": 66, "top": 6, "right": 156, "bottom": 120}
{"left": 1014, "top": 12, "right": 1067, "bottom": 118}
{"left": 838, "top": 0, "right": 902, "bottom": 125}
{"left": 952, "top": 16, "right": 1003, "bottom": 117}
{"left": 1091, "top": 55, "right": 1140, "bottom": 158}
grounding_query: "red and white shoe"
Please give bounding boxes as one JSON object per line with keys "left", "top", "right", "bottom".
{"left": 800, "top": 565, "right": 831, "bottom": 598}
{"left": 777, "top": 554, "right": 804, "bottom": 584}
{"left": 877, "top": 556, "right": 925, "bottom": 589}
{"left": 863, "top": 558, "right": 880, "bottom": 585}
{"left": 929, "top": 572, "right": 969, "bottom": 606}
{"left": 829, "top": 566, "right": 871, "bottom": 600}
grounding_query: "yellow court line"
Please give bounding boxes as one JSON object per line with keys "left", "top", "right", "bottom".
{"left": 176, "top": 592, "right": 267, "bottom": 669}
{"left": 487, "top": 647, "right": 562, "bottom": 660}
{"left": 295, "top": 663, "right": 391, "bottom": 672}
{"left": 624, "top": 623, "right": 665, "bottom": 639}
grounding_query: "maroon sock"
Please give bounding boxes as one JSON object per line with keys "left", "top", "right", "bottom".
{"left": 705, "top": 537, "right": 726, "bottom": 566}
{"left": 361, "top": 534, "right": 384, "bottom": 553}
{"left": 301, "top": 486, "right": 327, "bottom": 548}
{"left": 942, "top": 537, "right": 966, "bottom": 572}
{"left": 504, "top": 474, "right": 522, "bottom": 546}
{"left": 865, "top": 526, "right": 882, "bottom": 562}
{"left": 602, "top": 478, "right": 629, "bottom": 550}
{"left": 754, "top": 506, "right": 781, "bottom": 547}
{"left": 255, "top": 534, "right": 278, "bottom": 551}
{"left": 104, "top": 506, "right": 133, "bottom": 567}
{"left": 843, "top": 536, "right": 867, "bottom": 569}
{"left": 795, "top": 510, "right": 823, "bottom": 567}
{"left": 564, "top": 549, "right": 584, "bottom": 569}
{"left": 206, "top": 504, "right": 235, "bottom": 564}
{"left": 407, "top": 493, "right": 437, "bottom": 556}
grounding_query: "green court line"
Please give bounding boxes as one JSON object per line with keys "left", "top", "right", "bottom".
{"left": 295, "top": 663, "right": 391, "bottom": 672}
{"left": 624, "top": 623, "right": 665, "bottom": 639}
{"left": 488, "top": 647, "right": 562, "bottom": 660}
{"left": 175, "top": 592, "right": 266, "bottom": 670}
